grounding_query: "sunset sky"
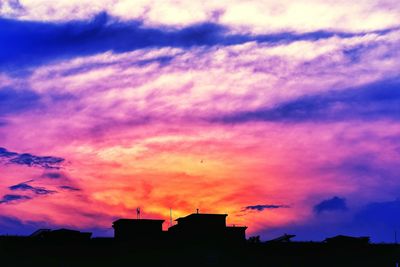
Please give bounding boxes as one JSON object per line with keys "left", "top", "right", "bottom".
{"left": 0, "top": 0, "right": 400, "bottom": 242}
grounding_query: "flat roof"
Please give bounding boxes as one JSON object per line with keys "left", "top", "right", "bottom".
{"left": 113, "top": 219, "right": 165, "bottom": 224}
{"left": 226, "top": 226, "right": 247, "bottom": 229}
{"left": 175, "top": 213, "right": 228, "bottom": 221}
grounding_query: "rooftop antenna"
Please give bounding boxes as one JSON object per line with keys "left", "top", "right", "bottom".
{"left": 136, "top": 207, "right": 140, "bottom": 219}
{"left": 170, "top": 208, "right": 173, "bottom": 227}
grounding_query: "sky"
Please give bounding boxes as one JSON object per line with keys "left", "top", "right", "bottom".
{"left": 0, "top": 0, "right": 400, "bottom": 242}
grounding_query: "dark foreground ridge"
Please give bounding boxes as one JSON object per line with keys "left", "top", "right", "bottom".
{"left": 0, "top": 211, "right": 399, "bottom": 267}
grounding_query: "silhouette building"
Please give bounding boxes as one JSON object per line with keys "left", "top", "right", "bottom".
{"left": 30, "top": 228, "right": 51, "bottom": 239}
{"left": 168, "top": 212, "right": 247, "bottom": 243}
{"left": 266, "top": 234, "right": 296, "bottom": 243}
{"left": 112, "top": 218, "right": 165, "bottom": 241}
{"left": 112, "top": 212, "right": 246, "bottom": 244}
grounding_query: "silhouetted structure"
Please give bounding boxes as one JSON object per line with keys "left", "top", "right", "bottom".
{"left": 266, "top": 233, "right": 296, "bottom": 243}
{"left": 1, "top": 212, "right": 399, "bottom": 267}
{"left": 168, "top": 213, "right": 247, "bottom": 244}
{"left": 30, "top": 228, "right": 51, "bottom": 238}
{"left": 248, "top": 235, "right": 261, "bottom": 243}
{"left": 111, "top": 212, "right": 246, "bottom": 244}
{"left": 112, "top": 218, "right": 164, "bottom": 241}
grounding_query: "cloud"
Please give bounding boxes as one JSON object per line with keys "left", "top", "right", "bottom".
{"left": 0, "top": 87, "right": 41, "bottom": 115}
{"left": 0, "top": 147, "right": 18, "bottom": 158}
{"left": 8, "top": 0, "right": 24, "bottom": 11}
{"left": 13, "top": 26, "right": 398, "bottom": 138}
{"left": 0, "top": 13, "right": 392, "bottom": 71}
{"left": 0, "top": 194, "right": 31, "bottom": 204}
{"left": 9, "top": 154, "right": 64, "bottom": 169}
{"left": 1, "top": 0, "right": 399, "bottom": 34}
{"left": 215, "top": 78, "right": 400, "bottom": 124}
{"left": 42, "top": 172, "right": 63, "bottom": 179}
{"left": 59, "top": 185, "right": 81, "bottom": 191}
{"left": 244, "top": 204, "right": 290, "bottom": 212}
{"left": 41, "top": 172, "right": 68, "bottom": 179}
{"left": 0, "top": 147, "right": 64, "bottom": 169}
{"left": 313, "top": 196, "right": 348, "bottom": 214}
{"left": 321, "top": 151, "right": 400, "bottom": 183}
{"left": 9, "top": 180, "right": 56, "bottom": 195}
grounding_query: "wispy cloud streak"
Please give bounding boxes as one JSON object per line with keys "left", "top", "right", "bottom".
{"left": 0, "top": 147, "right": 64, "bottom": 169}
{"left": 2, "top": 13, "right": 394, "bottom": 70}
{"left": 9, "top": 180, "right": 56, "bottom": 195}
{"left": 0, "top": 194, "right": 31, "bottom": 204}
{"left": 244, "top": 204, "right": 290, "bottom": 212}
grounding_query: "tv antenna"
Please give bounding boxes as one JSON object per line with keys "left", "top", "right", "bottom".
{"left": 136, "top": 207, "right": 141, "bottom": 219}
{"left": 170, "top": 208, "right": 173, "bottom": 227}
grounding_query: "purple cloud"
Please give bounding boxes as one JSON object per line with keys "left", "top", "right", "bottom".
{"left": 244, "top": 204, "right": 290, "bottom": 212}
{"left": 9, "top": 180, "right": 56, "bottom": 195}
{"left": 314, "top": 196, "right": 348, "bottom": 214}
{"left": 0, "top": 194, "right": 31, "bottom": 204}
{"left": 59, "top": 185, "right": 81, "bottom": 191}
{"left": 0, "top": 147, "right": 64, "bottom": 169}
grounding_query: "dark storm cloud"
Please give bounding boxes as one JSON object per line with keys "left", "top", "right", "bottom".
{"left": 0, "top": 12, "right": 392, "bottom": 71}
{"left": 244, "top": 204, "right": 290, "bottom": 211}
{"left": 0, "top": 147, "right": 64, "bottom": 169}
{"left": 9, "top": 180, "right": 56, "bottom": 195}
{"left": 313, "top": 196, "right": 348, "bottom": 214}
{"left": 215, "top": 78, "right": 400, "bottom": 123}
